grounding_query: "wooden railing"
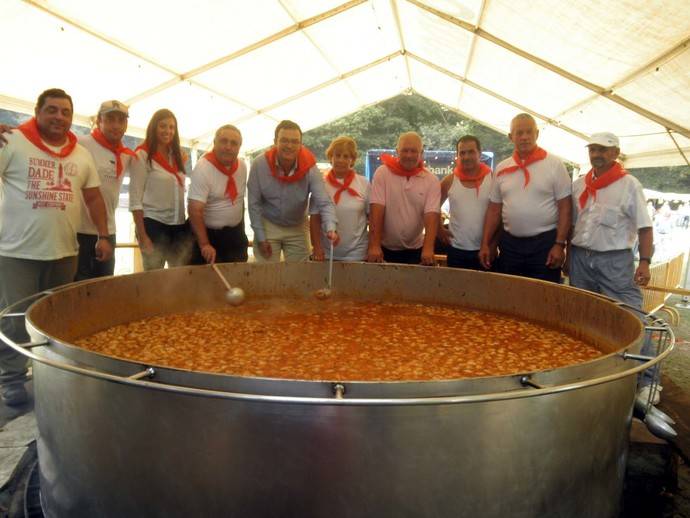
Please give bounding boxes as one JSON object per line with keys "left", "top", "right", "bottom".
{"left": 642, "top": 252, "right": 685, "bottom": 322}
{"left": 115, "top": 242, "right": 143, "bottom": 273}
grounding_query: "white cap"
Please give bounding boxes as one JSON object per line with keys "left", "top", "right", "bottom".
{"left": 98, "top": 100, "right": 129, "bottom": 117}
{"left": 586, "top": 132, "right": 619, "bottom": 148}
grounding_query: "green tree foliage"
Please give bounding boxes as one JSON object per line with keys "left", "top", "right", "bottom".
{"left": 628, "top": 165, "right": 690, "bottom": 192}
{"left": 299, "top": 93, "right": 514, "bottom": 172}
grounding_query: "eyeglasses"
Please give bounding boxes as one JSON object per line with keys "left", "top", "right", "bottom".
{"left": 278, "top": 138, "right": 301, "bottom": 146}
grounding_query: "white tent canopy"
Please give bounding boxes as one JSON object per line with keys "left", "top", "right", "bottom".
{"left": 3, "top": 0, "right": 690, "bottom": 168}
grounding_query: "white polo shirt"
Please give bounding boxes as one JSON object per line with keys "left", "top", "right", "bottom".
{"left": 310, "top": 173, "right": 370, "bottom": 261}
{"left": 0, "top": 131, "right": 100, "bottom": 260}
{"left": 490, "top": 153, "right": 571, "bottom": 237}
{"left": 448, "top": 174, "right": 494, "bottom": 251}
{"left": 129, "top": 148, "right": 186, "bottom": 225}
{"left": 188, "top": 156, "right": 247, "bottom": 229}
{"left": 571, "top": 173, "right": 652, "bottom": 251}
{"left": 78, "top": 134, "right": 134, "bottom": 235}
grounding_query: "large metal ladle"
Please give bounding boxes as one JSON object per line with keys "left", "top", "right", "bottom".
{"left": 212, "top": 263, "right": 245, "bottom": 305}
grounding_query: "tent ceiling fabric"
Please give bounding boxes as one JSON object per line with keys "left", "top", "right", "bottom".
{"left": 3, "top": 0, "right": 690, "bottom": 168}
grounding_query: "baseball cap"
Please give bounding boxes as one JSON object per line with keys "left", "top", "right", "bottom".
{"left": 98, "top": 100, "right": 129, "bottom": 117}
{"left": 586, "top": 132, "right": 619, "bottom": 148}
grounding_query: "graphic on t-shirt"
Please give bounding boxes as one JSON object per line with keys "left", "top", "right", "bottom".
{"left": 25, "top": 158, "right": 75, "bottom": 210}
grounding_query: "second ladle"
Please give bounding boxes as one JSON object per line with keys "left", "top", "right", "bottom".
{"left": 315, "top": 241, "right": 334, "bottom": 300}
{"left": 212, "top": 263, "right": 245, "bottom": 305}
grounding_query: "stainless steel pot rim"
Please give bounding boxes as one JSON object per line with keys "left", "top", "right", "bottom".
{"left": 0, "top": 289, "right": 674, "bottom": 407}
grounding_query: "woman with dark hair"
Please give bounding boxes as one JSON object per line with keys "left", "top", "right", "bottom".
{"left": 129, "top": 109, "right": 192, "bottom": 270}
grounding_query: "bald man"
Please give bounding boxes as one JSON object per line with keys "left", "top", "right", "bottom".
{"left": 188, "top": 124, "right": 249, "bottom": 265}
{"left": 367, "top": 132, "right": 441, "bottom": 265}
{"left": 479, "top": 114, "right": 572, "bottom": 282}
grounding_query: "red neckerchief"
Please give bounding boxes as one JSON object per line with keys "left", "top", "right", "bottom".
{"left": 579, "top": 161, "right": 627, "bottom": 209}
{"left": 496, "top": 147, "right": 547, "bottom": 187}
{"left": 204, "top": 151, "right": 239, "bottom": 202}
{"left": 326, "top": 169, "right": 361, "bottom": 204}
{"left": 135, "top": 143, "right": 184, "bottom": 187}
{"left": 91, "top": 128, "right": 136, "bottom": 178}
{"left": 264, "top": 146, "right": 316, "bottom": 183}
{"left": 17, "top": 118, "right": 77, "bottom": 158}
{"left": 380, "top": 153, "right": 425, "bottom": 177}
{"left": 453, "top": 162, "right": 492, "bottom": 197}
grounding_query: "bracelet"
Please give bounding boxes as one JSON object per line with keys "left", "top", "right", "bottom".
{"left": 639, "top": 257, "right": 651, "bottom": 263}
{"left": 554, "top": 241, "right": 567, "bottom": 247}
{"left": 97, "top": 235, "right": 109, "bottom": 240}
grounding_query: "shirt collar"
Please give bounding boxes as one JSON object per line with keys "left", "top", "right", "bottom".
{"left": 274, "top": 153, "right": 298, "bottom": 177}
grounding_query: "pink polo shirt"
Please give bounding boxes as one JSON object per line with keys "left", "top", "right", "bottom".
{"left": 370, "top": 165, "right": 440, "bottom": 250}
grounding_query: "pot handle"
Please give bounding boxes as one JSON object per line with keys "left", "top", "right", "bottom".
{"left": 0, "top": 290, "right": 55, "bottom": 349}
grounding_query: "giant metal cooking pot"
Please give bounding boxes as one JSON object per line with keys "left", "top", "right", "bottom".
{"left": 2, "top": 262, "right": 672, "bottom": 517}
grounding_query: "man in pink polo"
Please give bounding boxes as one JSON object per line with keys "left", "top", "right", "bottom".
{"left": 367, "top": 132, "right": 440, "bottom": 265}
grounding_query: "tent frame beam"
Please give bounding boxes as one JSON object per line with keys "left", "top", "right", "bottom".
{"left": 457, "top": 0, "right": 488, "bottom": 107}
{"left": 191, "top": 51, "right": 404, "bottom": 144}
{"left": 407, "top": 0, "right": 690, "bottom": 140}
{"left": 554, "top": 35, "right": 690, "bottom": 126}
{"left": 25, "top": 0, "right": 366, "bottom": 111}
{"left": 407, "top": 52, "right": 590, "bottom": 142}
{"left": 124, "top": 0, "right": 366, "bottom": 107}
{"left": 390, "top": 0, "right": 413, "bottom": 91}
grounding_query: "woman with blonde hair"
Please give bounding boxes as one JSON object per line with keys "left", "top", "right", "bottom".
{"left": 310, "top": 136, "right": 370, "bottom": 261}
{"left": 129, "top": 109, "right": 192, "bottom": 270}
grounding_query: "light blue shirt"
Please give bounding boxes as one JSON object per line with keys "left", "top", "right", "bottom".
{"left": 247, "top": 152, "right": 337, "bottom": 243}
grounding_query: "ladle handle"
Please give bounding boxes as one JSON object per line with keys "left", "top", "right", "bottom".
{"left": 328, "top": 241, "right": 334, "bottom": 290}
{"left": 211, "top": 263, "right": 232, "bottom": 291}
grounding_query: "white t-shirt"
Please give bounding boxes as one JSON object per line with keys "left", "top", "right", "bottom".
{"left": 448, "top": 174, "right": 493, "bottom": 251}
{"left": 310, "top": 173, "right": 370, "bottom": 261}
{"left": 129, "top": 148, "right": 186, "bottom": 225}
{"left": 490, "top": 153, "right": 571, "bottom": 237}
{"left": 188, "top": 156, "right": 247, "bottom": 229}
{"left": 571, "top": 173, "right": 652, "bottom": 251}
{"left": 0, "top": 131, "right": 100, "bottom": 260}
{"left": 78, "top": 134, "right": 133, "bottom": 235}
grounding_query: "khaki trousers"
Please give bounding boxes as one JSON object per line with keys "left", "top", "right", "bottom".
{"left": 252, "top": 218, "right": 310, "bottom": 263}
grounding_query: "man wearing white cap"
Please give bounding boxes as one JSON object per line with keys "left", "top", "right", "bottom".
{"left": 569, "top": 132, "right": 652, "bottom": 302}
{"left": 569, "top": 132, "right": 655, "bottom": 401}
{"left": 75, "top": 100, "right": 135, "bottom": 279}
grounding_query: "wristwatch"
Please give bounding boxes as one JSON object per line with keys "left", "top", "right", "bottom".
{"left": 554, "top": 241, "right": 567, "bottom": 247}
{"left": 639, "top": 257, "right": 651, "bottom": 263}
